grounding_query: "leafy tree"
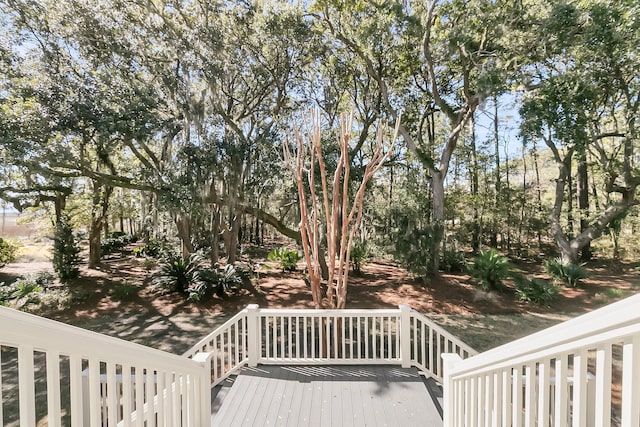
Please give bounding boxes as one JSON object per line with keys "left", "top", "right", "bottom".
{"left": 53, "top": 215, "right": 80, "bottom": 281}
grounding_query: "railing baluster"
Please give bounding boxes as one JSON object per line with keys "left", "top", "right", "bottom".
{"left": 621, "top": 335, "right": 640, "bottom": 425}
{"left": 45, "top": 351, "right": 62, "bottom": 427}
{"left": 492, "top": 370, "right": 502, "bottom": 427}
{"left": 135, "top": 365, "right": 144, "bottom": 427}
{"left": 484, "top": 373, "right": 492, "bottom": 427}
{"left": 106, "top": 362, "right": 118, "bottom": 426}
{"left": 524, "top": 362, "right": 535, "bottom": 427}
{"left": 594, "top": 345, "right": 612, "bottom": 427}
{"left": 512, "top": 366, "right": 523, "bottom": 427}
{"left": 571, "top": 349, "right": 588, "bottom": 427}
{"left": 502, "top": 368, "right": 512, "bottom": 425}
{"left": 121, "top": 364, "right": 133, "bottom": 427}
{"left": 554, "top": 355, "right": 568, "bottom": 427}
{"left": 156, "top": 370, "right": 166, "bottom": 427}
{"left": 18, "top": 345, "right": 36, "bottom": 427}
{"left": 537, "top": 360, "right": 550, "bottom": 427}
{"left": 477, "top": 375, "right": 485, "bottom": 427}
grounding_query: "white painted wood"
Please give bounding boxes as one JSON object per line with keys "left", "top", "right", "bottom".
{"left": 621, "top": 335, "right": 640, "bottom": 426}
{"left": 502, "top": 368, "right": 512, "bottom": 426}
{"left": 595, "top": 345, "right": 612, "bottom": 427}
{"left": 121, "top": 364, "right": 133, "bottom": 427}
{"left": 537, "top": 360, "right": 550, "bottom": 427}
{"left": 18, "top": 345, "right": 36, "bottom": 427}
{"left": 572, "top": 349, "right": 588, "bottom": 427}
{"left": 0, "top": 347, "right": 3, "bottom": 424}
{"left": 45, "top": 351, "right": 62, "bottom": 427}
{"left": 512, "top": 367, "right": 522, "bottom": 427}
{"left": 524, "top": 363, "right": 535, "bottom": 427}
{"left": 554, "top": 355, "right": 567, "bottom": 427}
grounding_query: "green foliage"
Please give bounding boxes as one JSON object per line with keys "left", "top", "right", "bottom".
{"left": 469, "top": 249, "right": 511, "bottom": 292}
{"left": 0, "top": 237, "right": 19, "bottom": 268}
{"left": 189, "top": 263, "right": 242, "bottom": 301}
{"left": 152, "top": 253, "right": 204, "bottom": 294}
{"left": 111, "top": 283, "right": 138, "bottom": 301}
{"left": 514, "top": 276, "right": 558, "bottom": 305}
{"left": 53, "top": 215, "right": 80, "bottom": 281}
{"left": 349, "top": 242, "right": 370, "bottom": 273}
{"left": 141, "top": 257, "right": 157, "bottom": 271}
{"left": 392, "top": 220, "right": 440, "bottom": 280}
{"left": 101, "top": 233, "right": 137, "bottom": 255}
{"left": 544, "top": 258, "right": 588, "bottom": 287}
{"left": 441, "top": 247, "right": 467, "bottom": 273}
{"left": 134, "top": 238, "right": 170, "bottom": 259}
{"left": 268, "top": 247, "right": 302, "bottom": 271}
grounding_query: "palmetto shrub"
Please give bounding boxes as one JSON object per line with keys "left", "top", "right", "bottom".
{"left": 514, "top": 275, "right": 559, "bottom": 305}
{"left": 349, "top": 242, "right": 370, "bottom": 273}
{"left": 544, "top": 257, "right": 588, "bottom": 287}
{"left": 469, "top": 249, "right": 511, "bottom": 292}
{"left": 152, "top": 252, "right": 204, "bottom": 294}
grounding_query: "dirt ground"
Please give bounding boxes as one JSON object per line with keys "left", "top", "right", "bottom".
{"left": 2, "top": 249, "right": 639, "bottom": 354}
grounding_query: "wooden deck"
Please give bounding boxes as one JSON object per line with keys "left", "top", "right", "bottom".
{"left": 210, "top": 365, "right": 443, "bottom": 426}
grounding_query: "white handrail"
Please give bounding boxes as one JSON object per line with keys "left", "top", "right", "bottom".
{"left": 183, "top": 304, "right": 476, "bottom": 385}
{"left": 442, "top": 293, "right": 640, "bottom": 427}
{"left": 0, "top": 306, "right": 212, "bottom": 426}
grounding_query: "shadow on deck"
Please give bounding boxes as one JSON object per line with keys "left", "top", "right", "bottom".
{"left": 211, "top": 365, "right": 443, "bottom": 426}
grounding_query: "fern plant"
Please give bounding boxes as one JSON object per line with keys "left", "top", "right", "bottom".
{"left": 544, "top": 258, "right": 588, "bottom": 287}
{"left": 469, "top": 249, "right": 511, "bottom": 292}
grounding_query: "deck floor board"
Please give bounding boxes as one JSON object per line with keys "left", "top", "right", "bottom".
{"left": 211, "top": 365, "right": 442, "bottom": 426}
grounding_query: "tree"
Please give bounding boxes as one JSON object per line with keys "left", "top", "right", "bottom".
{"left": 312, "top": 0, "right": 522, "bottom": 271}
{"left": 285, "top": 112, "right": 397, "bottom": 309}
{"left": 520, "top": 0, "right": 640, "bottom": 263}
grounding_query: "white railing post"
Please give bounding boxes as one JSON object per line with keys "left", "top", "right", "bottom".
{"left": 247, "top": 304, "right": 260, "bottom": 367}
{"left": 399, "top": 305, "right": 411, "bottom": 368}
{"left": 442, "top": 353, "right": 462, "bottom": 427}
{"left": 192, "top": 352, "right": 214, "bottom": 426}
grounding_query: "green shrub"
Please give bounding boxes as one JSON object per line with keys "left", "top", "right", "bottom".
{"left": 0, "top": 238, "right": 18, "bottom": 268}
{"left": 349, "top": 243, "right": 370, "bottom": 273}
{"left": 392, "top": 219, "right": 441, "bottom": 280}
{"left": 469, "top": 249, "right": 511, "bottom": 292}
{"left": 53, "top": 215, "right": 80, "bottom": 281}
{"left": 134, "top": 238, "right": 170, "bottom": 258}
{"left": 514, "top": 276, "right": 559, "bottom": 305}
{"left": 544, "top": 257, "right": 588, "bottom": 287}
{"left": 268, "top": 247, "right": 303, "bottom": 271}
{"left": 441, "top": 248, "right": 467, "bottom": 273}
{"left": 152, "top": 252, "right": 204, "bottom": 294}
{"left": 111, "top": 283, "right": 138, "bottom": 301}
{"left": 142, "top": 257, "right": 158, "bottom": 271}
{"left": 189, "top": 263, "right": 242, "bottom": 301}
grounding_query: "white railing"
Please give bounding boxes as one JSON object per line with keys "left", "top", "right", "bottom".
{"left": 184, "top": 304, "right": 476, "bottom": 386}
{"left": 0, "top": 306, "right": 213, "bottom": 427}
{"left": 442, "top": 293, "right": 640, "bottom": 427}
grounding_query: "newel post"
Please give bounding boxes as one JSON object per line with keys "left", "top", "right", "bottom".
{"left": 399, "top": 305, "right": 411, "bottom": 368}
{"left": 192, "top": 352, "right": 214, "bottom": 426}
{"left": 442, "top": 353, "right": 463, "bottom": 427}
{"left": 247, "top": 304, "right": 260, "bottom": 367}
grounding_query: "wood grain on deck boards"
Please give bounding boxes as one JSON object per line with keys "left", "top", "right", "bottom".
{"left": 211, "top": 365, "right": 443, "bottom": 427}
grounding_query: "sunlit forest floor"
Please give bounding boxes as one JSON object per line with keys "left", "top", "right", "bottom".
{"left": 1, "top": 244, "right": 639, "bottom": 353}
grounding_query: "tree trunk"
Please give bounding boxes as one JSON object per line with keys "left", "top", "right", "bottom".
{"left": 492, "top": 95, "right": 501, "bottom": 248}
{"left": 577, "top": 148, "right": 591, "bottom": 261}
{"left": 175, "top": 212, "right": 194, "bottom": 257}
{"left": 470, "top": 113, "right": 480, "bottom": 252}
{"left": 431, "top": 171, "right": 445, "bottom": 272}
{"left": 88, "top": 183, "right": 113, "bottom": 269}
